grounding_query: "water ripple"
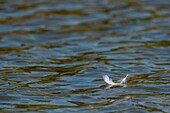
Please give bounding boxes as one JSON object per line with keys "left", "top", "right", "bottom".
{"left": 0, "top": 0, "right": 170, "bottom": 112}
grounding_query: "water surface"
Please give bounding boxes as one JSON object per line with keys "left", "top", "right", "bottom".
{"left": 0, "top": 0, "right": 170, "bottom": 112}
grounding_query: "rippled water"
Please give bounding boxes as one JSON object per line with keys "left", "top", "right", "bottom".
{"left": 0, "top": 0, "right": 170, "bottom": 112}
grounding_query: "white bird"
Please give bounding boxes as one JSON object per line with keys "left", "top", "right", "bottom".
{"left": 103, "top": 74, "right": 129, "bottom": 87}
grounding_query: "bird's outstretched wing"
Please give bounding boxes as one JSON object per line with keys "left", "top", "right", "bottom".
{"left": 103, "top": 75, "right": 115, "bottom": 85}
{"left": 103, "top": 74, "right": 130, "bottom": 86}
{"left": 120, "top": 74, "right": 129, "bottom": 84}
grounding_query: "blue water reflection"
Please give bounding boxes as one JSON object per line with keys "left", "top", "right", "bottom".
{"left": 0, "top": 0, "right": 170, "bottom": 112}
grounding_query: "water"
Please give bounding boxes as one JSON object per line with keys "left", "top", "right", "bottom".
{"left": 0, "top": 0, "right": 170, "bottom": 112}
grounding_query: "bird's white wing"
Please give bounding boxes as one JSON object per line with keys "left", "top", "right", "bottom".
{"left": 103, "top": 75, "right": 115, "bottom": 85}
{"left": 120, "top": 74, "right": 129, "bottom": 84}
{"left": 103, "top": 74, "right": 130, "bottom": 87}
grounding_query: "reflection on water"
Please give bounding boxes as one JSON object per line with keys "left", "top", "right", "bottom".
{"left": 0, "top": 0, "right": 170, "bottom": 112}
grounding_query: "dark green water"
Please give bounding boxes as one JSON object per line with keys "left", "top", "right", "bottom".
{"left": 0, "top": 0, "right": 170, "bottom": 112}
